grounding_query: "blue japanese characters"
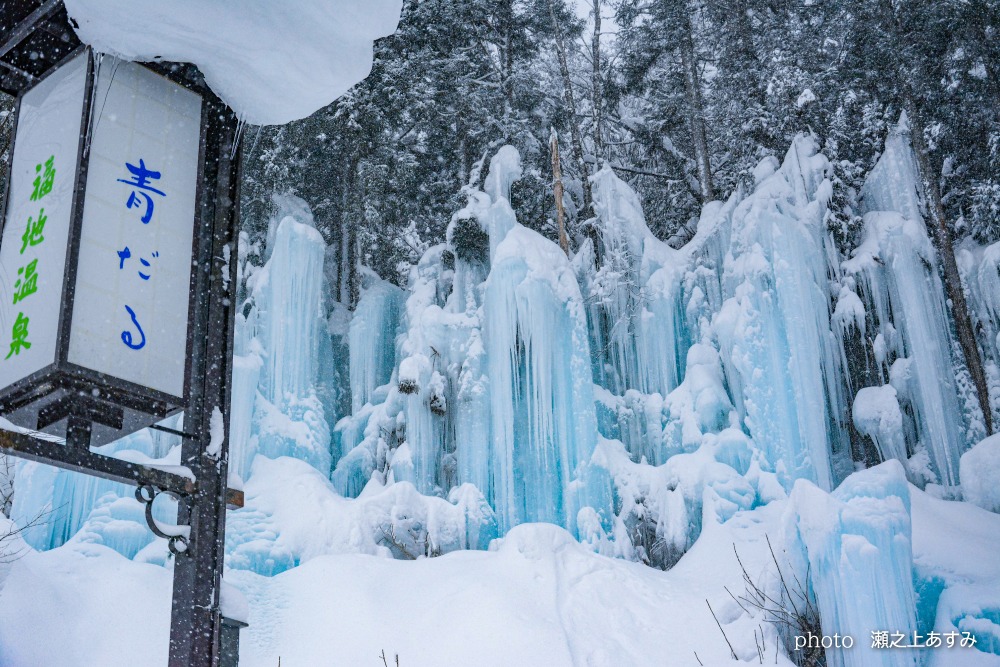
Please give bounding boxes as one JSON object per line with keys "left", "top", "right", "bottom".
{"left": 116, "top": 159, "right": 166, "bottom": 352}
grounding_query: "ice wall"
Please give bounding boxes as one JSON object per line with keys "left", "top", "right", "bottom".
{"left": 585, "top": 137, "right": 851, "bottom": 490}
{"left": 8, "top": 120, "right": 992, "bottom": 634}
{"left": 332, "top": 148, "right": 614, "bottom": 539}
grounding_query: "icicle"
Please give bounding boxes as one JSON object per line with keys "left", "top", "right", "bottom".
{"left": 348, "top": 276, "right": 403, "bottom": 413}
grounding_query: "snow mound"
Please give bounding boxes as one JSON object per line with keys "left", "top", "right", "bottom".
{"left": 2, "top": 505, "right": 806, "bottom": 667}
{"left": 64, "top": 0, "right": 403, "bottom": 125}
{"left": 961, "top": 435, "right": 1000, "bottom": 513}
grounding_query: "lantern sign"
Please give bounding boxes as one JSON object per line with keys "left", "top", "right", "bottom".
{"left": 0, "top": 51, "right": 203, "bottom": 444}
{"left": 1, "top": 4, "right": 246, "bottom": 666}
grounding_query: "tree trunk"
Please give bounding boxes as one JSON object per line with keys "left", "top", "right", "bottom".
{"left": 546, "top": 0, "right": 594, "bottom": 216}
{"left": 550, "top": 130, "right": 570, "bottom": 255}
{"left": 591, "top": 0, "right": 604, "bottom": 162}
{"left": 679, "top": 8, "right": 714, "bottom": 204}
{"left": 341, "top": 157, "right": 360, "bottom": 308}
{"left": 347, "top": 214, "right": 359, "bottom": 308}
{"left": 903, "top": 93, "right": 994, "bottom": 434}
{"left": 457, "top": 113, "right": 468, "bottom": 187}
{"left": 331, "top": 163, "right": 346, "bottom": 302}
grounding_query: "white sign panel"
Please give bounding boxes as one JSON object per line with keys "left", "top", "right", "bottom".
{"left": 0, "top": 53, "right": 87, "bottom": 388}
{"left": 68, "top": 60, "right": 202, "bottom": 398}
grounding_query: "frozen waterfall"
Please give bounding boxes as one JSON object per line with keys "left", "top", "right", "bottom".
{"left": 8, "top": 127, "right": 997, "bottom": 667}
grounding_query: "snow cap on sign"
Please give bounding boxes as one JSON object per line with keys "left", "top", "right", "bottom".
{"left": 63, "top": 0, "right": 403, "bottom": 125}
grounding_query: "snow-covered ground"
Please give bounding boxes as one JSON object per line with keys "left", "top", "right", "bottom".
{"left": 1, "top": 472, "right": 998, "bottom": 666}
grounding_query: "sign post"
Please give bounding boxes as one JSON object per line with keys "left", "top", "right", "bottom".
{"left": 0, "top": 3, "right": 245, "bottom": 665}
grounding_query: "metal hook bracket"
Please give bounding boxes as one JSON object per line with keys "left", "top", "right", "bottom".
{"left": 135, "top": 483, "right": 190, "bottom": 555}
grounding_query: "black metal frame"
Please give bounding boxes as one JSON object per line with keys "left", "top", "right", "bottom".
{"left": 0, "top": 4, "right": 247, "bottom": 666}
{"left": 0, "top": 428, "right": 244, "bottom": 506}
{"left": 166, "top": 87, "right": 244, "bottom": 667}
{"left": 0, "top": 1, "right": 75, "bottom": 95}
{"left": 0, "top": 427, "right": 194, "bottom": 495}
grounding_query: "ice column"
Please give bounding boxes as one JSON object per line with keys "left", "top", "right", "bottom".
{"left": 482, "top": 149, "right": 613, "bottom": 535}
{"left": 349, "top": 275, "right": 403, "bottom": 413}
{"left": 965, "top": 242, "right": 1000, "bottom": 427}
{"left": 714, "top": 136, "right": 845, "bottom": 491}
{"left": 229, "top": 308, "right": 262, "bottom": 482}
{"left": 259, "top": 218, "right": 325, "bottom": 409}
{"left": 442, "top": 206, "right": 493, "bottom": 496}
{"left": 845, "top": 118, "right": 970, "bottom": 487}
{"left": 785, "top": 461, "right": 918, "bottom": 667}
{"left": 586, "top": 166, "right": 686, "bottom": 397}
{"left": 397, "top": 247, "right": 452, "bottom": 494}
{"left": 253, "top": 215, "right": 332, "bottom": 473}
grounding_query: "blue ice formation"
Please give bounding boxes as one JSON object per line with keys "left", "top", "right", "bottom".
{"left": 483, "top": 213, "right": 612, "bottom": 535}
{"left": 583, "top": 136, "right": 854, "bottom": 497}
{"left": 330, "top": 146, "right": 613, "bottom": 539}
{"left": 247, "top": 206, "right": 332, "bottom": 474}
{"left": 842, "top": 117, "right": 974, "bottom": 488}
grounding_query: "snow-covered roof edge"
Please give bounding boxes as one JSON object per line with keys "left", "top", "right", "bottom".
{"left": 64, "top": 0, "right": 403, "bottom": 126}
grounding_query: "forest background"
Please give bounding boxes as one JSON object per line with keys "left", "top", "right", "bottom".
{"left": 2, "top": 0, "right": 997, "bottom": 304}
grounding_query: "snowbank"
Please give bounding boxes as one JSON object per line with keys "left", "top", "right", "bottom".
{"left": 8, "top": 480, "right": 999, "bottom": 666}
{"left": 1, "top": 507, "right": 806, "bottom": 667}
